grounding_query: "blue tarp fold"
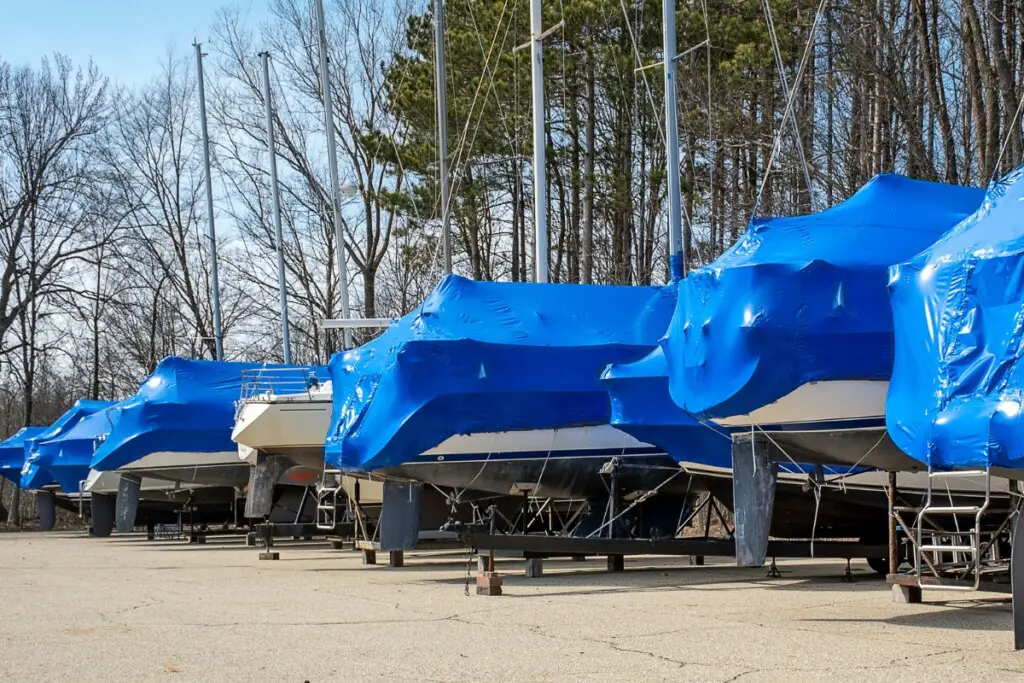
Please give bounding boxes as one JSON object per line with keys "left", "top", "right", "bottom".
{"left": 25, "top": 402, "right": 116, "bottom": 492}
{"left": 601, "top": 345, "right": 730, "bottom": 467}
{"left": 887, "top": 166, "right": 1024, "bottom": 469}
{"left": 0, "top": 427, "right": 46, "bottom": 485}
{"left": 665, "top": 174, "right": 984, "bottom": 420}
{"left": 20, "top": 400, "right": 112, "bottom": 491}
{"left": 324, "top": 275, "right": 676, "bottom": 472}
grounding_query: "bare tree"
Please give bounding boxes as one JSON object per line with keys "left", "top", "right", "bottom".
{"left": 103, "top": 56, "right": 253, "bottom": 361}
{"left": 0, "top": 56, "right": 114, "bottom": 352}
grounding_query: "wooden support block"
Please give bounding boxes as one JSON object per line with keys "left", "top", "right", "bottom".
{"left": 330, "top": 539, "right": 346, "bottom": 550}
{"left": 524, "top": 558, "right": 544, "bottom": 578}
{"left": 691, "top": 555, "right": 705, "bottom": 566}
{"left": 245, "top": 533, "right": 257, "bottom": 547}
{"left": 258, "top": 551, "right": 280, "bottom": 561}
{"left": 189, "top": 535, "right": 206, "bottom": 545}
{"left": 362, "top": 549, "right": 377, "bottom": 565}
{"left": 891, "top": 583, "right": 922, "bottom": 604}
{"left": 607, "top": 554, "right": 625, "bottom": 572}
{"left": 476, "top": 571, "right": 503, "bottom": 596}
{"left": 389, "top": 550, "right": 405, "bottom": 568}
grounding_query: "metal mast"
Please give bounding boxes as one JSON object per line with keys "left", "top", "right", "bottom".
{"left": 663, "top": 0, "right": 684, "bottom": 281}
{"left": 434, "top": 0, "right": 452, "bottom": 274}
{"left": 261, "top": 51, "right": 292, "bottom": 364}
{"left": 313, "top": 0, "right": 352, "bottom": 348}
{"left": 529, "top": 0, "right": 548, "bottom": 283}
{"left": 194, "top": 42, "right": 224, "bottom": 360}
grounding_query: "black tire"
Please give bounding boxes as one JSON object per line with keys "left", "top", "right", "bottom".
{"left": 866, "top": 556, "right": 888, "bottom": 575}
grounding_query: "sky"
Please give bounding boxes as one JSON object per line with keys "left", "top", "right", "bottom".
{"left": 3, "top": 0, "right": 271, "bottom": 85}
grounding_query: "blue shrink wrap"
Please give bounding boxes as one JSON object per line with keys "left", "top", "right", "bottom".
{"left": 324, "top": 275, "right": 676, "bottom": 472}
{"left": 888, "top": 166, "right": 1024, "bottom": 469}
{"left": 0, "top": 427, "right": 46, "bottom": 485}
{"left": 90, "top": 357, "right": 305, "bottom": 472}
{"left": 22, "top": 401, "right": 115, "bottom": 492}
{"left": 666, "top": 175, "right": 983, "bottom": 420}
{"left": 601, "top": 345, "right": 730, "bottom": 467}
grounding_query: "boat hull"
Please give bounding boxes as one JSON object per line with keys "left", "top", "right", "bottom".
{"left": 232, "top": 395, "right": 332, "bottom": 458}
{"left": 381, "top": 426, "right": 698, "bottom": 500}
{"left": 111, "top": 451, "right": 250, "bottom": 488}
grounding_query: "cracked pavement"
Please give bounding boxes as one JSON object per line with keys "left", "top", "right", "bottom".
{"left": 0, "top": 532, "right": 1019, "bottom": 681}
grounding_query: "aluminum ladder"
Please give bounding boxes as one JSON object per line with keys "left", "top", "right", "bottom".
{"left": 315, "top": 469, "right": 345, "bottom": 531}
{"left": 915, "top": 467, "right": 991, "bottom": 591}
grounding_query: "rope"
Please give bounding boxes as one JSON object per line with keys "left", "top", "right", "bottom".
{"left": 810, "top": 484, "right": 821, "bottom": 557}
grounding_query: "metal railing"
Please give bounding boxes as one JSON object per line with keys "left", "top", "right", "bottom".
{"left": 238, "top": 366, "right": 328, "bottom": 403}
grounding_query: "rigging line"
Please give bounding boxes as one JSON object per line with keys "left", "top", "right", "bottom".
{"left": 442, "top": 0, "right": 512, "bottom": 219}
{"left": 810, "top": 485, "right": 820, "bottom": 557}
{"left": 760, "top": 0, "right": 813, "bottom": 204}
{"left": 991, "top": 86, "right": 1024, "bottom": 185}
{"left": 452, "top": 452, "right": 494, "bottom": 505}
{"left": 585, "top": 468, "right": 685, "bottom": 539}
{"left": 753, "top": 423, "right": 819, "bottom": 489}
{"left": 752, "top": 0, "right": 825, "bottom": 221}
{"left": 423, "top": 0, "right": 516, "bottom": 287}
{"left": 269, "top": 48, "right": 349, "bottom": 240}
{"left": 463, "top": 0, "right": 520, "bottom": 154}
{"left": 819, "top": 429, "right": 887, "bottom": 490}
{"left": 437, "top": 4, "right": 516, "bottom": 251}
{"left": 530, "top": 429, "right": 559, "bottom": 497}
{"left": 616, "top": 0, "right": 666, "bottom": 148}
{"left": 701, "top": 0, "right": 714, "bottom": 234}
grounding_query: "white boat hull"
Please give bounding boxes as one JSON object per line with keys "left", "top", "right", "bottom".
{"left": 84, "top": 470, "right": 196, "bottom": 496}
{"left": 716, "top": 380, "right": 888, "bottom": 431}
{"left": 232, "top": 395, "right": 332, "bottom": 458}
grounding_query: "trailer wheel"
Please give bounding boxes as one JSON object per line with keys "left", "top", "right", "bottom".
{"left": 866, "top": 556, "right": 888, "bottom": 575}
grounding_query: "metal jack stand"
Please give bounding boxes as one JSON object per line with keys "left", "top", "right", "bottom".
{"left": 842, "top": 558, "right": 854, "bottom": 583}
{"left": 258, "top": 517, "right": 279, "bottom": 561}
{"left": 476, "top": 507, "right": 503, "bottom": 596}
{"left": 765, "top": 557, "right": 782, "bottom": 578}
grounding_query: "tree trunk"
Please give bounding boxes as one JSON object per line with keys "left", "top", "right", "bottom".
{"left": 962, "top": 8, "right": 989, "bottom": 178}
{"left": 988, "top": 0, "right": 1019, "bottom": 176}
{"left": 915, "top": 0, "right": 957, "bottom": 183}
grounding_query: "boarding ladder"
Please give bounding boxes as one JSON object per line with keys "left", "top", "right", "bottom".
{"left": 315, "top": 469, "right": 345, "bottom": 531}
{"left": 78, "top": 479, "right": 91, "bottom": 519}
{"left": 914, "top": 467, "right": 992, "bottom": 591}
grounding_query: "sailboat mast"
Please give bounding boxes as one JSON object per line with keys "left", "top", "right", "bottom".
{"left": 313, "top": 0, "right": 352, "bottom": 348}
{"left": 434, "top": 0, "right": 452, "bottom": 275}
{"left": 663, "top": 0, "right": 684, "bottom": 281}
{"left": 194, "top": 42, "right": 224, "bottom": 360}
{"left": 260, "top": 51, "right": 292, "bottom": 364}
{"left": 529, "top": 0, "right": 548, "bottom": 283}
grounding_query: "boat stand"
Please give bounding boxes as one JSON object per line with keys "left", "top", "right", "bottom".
{"left": 468, "top": 446, "right": 885, "bottom": 585}
{"left": 469, "top": 532, "right": 884, "bottom": 578}
{"left": 348, "top": 480, "right": 489, "bottom": 566}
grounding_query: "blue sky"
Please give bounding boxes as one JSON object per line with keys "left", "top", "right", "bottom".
{"left": 3, "top": 0, "right": 270, "bottom": 85}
